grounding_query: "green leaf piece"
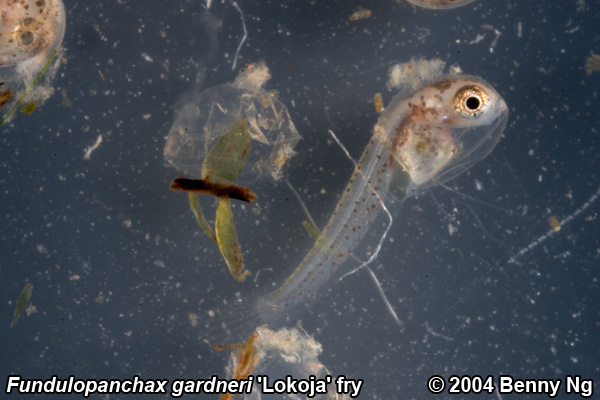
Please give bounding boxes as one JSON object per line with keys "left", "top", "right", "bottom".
{"left": 0, "top": 50, "right": 57, "bottom": 127}
{"left": 301, "top": 221, "right": 321, "bottom": 241}
{"left": 188, "top": 193, "right": 217, "bottom": 242}
{"left": 201, "top": 118, "right": 251, "bottom": 183}
{"left": 20, "top": 102, "right": 38, "bottom": 114}
{"left": 215, "top": 197, "right": 249, "bottom": 281}
{"left": 174, "top": 118, "right": 255, "bottom": 281}
{"left": 11, "top": 283, "right": 33, "bottom": 328}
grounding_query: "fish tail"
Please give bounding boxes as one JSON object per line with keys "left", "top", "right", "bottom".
{"left": 199, "top": 298, "right": 267, "bottom": 347}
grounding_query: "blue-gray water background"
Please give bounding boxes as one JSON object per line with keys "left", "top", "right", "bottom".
{"left": 1, "top": 1, "right": 599, "bottom": 399}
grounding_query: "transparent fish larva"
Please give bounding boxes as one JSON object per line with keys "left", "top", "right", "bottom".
{"left": 254, "top": 74, "right": 508, "bottom": 328}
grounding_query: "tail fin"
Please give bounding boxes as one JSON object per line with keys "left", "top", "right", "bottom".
{"left": 199, "top": 297, "right": 267, "bottom": 347}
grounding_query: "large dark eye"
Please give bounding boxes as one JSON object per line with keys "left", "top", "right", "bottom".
{"left": 13, "top": 18, "right": 40, "bottom": 52}
{"left": 453, "top": 85, "right": 489, "bottom": 118}
{"left": 465, "top": 96, "right": 480, "bottom": 110}
{"left": 18, "top": 30, "right": 35, "bottom": 47}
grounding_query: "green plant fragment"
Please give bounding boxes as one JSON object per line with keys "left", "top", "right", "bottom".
{"left": 20, "top": 102, "right": 38, "bottom": 114}
{"left": 215, "top": 197, "right": 249, "bottom": 281}
{"left": 301, "top": 221, "right": 321, "bottom": 241}
{"left": 1, "top": 50, "right": 57, "bottom": 127}
{"left": 188, "top": 193, "right": 217, "bottom": 242}
{"left": 11, "top": 283, "right": 33, "bottom": 328}
{"left": 201, "top": 118, "right": 251, "bottom": 183}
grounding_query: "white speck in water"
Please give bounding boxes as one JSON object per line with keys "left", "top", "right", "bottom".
{"left": 141, "top": 53, "right": 153, "bottom": 62}
{"left": 448, "top": 223, "right": 456, "bottom": 236}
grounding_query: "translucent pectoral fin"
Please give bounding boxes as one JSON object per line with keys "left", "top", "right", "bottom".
{"left": 387, "top": 167, "right": 413, "bottom": 202}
